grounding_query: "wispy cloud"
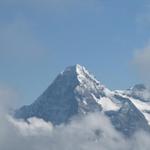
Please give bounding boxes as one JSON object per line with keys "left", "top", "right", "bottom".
{"left": 133, "top": 43, "right": 150, "bottom": 83}
{"left": 0, "top": 86, "right": 19, "bottom": 112}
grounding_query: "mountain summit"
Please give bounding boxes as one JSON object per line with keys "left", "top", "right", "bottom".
{"left": 15, "top": 64, "right": 104, "bottom": 124}
{"left": 15, "top": 64, "right": 150, "bottom": 136}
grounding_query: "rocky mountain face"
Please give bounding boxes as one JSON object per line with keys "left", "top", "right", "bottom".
{"left": 15, "top": 64, "right": 150, "bottom": 136}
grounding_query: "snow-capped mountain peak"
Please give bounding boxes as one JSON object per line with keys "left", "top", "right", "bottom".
{"left": 61, "top": 64, "right": 101, "bottom": 86}
{"left": 15, "top": 65, "right": 104, "bottom": 125}
{"left": 14, "top": 65, "right": 150, "bottom": 136}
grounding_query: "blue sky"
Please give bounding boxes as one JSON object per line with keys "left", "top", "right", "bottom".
{"left": 0, "top": 0, "right": 150, "bottom": 105}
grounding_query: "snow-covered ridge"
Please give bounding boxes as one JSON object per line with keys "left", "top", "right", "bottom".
{"left": 76, "top": 64, "right": 100, "bottom": 85}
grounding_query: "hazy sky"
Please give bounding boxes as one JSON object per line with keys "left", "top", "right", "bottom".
{"left": 0, "top": 0, "right": 150, "bottom": 105}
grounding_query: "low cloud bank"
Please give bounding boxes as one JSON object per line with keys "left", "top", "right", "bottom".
{"left": 0, "top": 88, "right": 150, "bottom": 150}
{"left": 1, "top": 112, "right": 150, "bottom": 150}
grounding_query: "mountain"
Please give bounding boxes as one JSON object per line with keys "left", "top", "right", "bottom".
{"left": 121, "top": 84, "right": 150, "bottom": 102}
{"left": 15, "top": 64, "right": 150, "bottom": 136}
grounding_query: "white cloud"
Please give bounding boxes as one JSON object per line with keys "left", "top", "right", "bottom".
{"left": 9, "top": 117, "right": 53, "bottom": 136}
{"left": 0, "top": 111, "right": 150, "bottom": 150}
{"left": 0, "top": 86, "right": 19, "bottom": 113}
{"left": 133, "top": 43, "right": 150, "bottom": 83}
{"left": 0, "top": 86, "right": 150, "bottom": 150}
{"left": 0, "top": 112, "right": 126, "bottom": 150}
{"left": 0, "top": 85, "right": 149, "bottom": 150}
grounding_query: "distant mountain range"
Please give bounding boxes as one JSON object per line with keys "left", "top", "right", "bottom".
{"left": 15, "top": 64, "right": 150, "bottom": 136}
